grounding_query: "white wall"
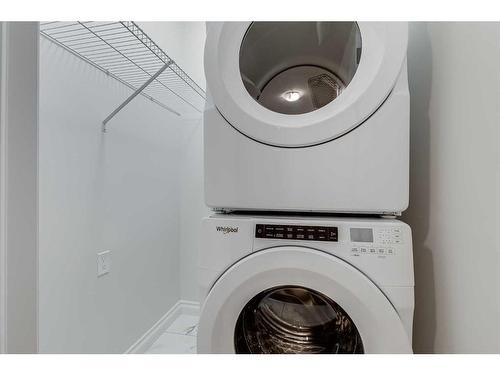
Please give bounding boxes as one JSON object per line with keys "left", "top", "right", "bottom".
{"left": 39, "top": 36, "right": 187, "bottom": 353}
{"left": 404, "top": 22, "right": 500, "bottom": 353}
{"left": 138, "top": 22, "right": 209, "bottom": 303}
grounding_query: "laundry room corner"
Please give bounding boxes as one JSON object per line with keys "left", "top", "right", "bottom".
{"left": 2, "top": 10, "right": 500, "bottom": 362}
{"left": 38, "top": 22, "right": 208, "bottom": 353}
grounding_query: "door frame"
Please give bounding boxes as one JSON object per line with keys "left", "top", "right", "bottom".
{"left": 0, "top": 21, "right": 39, "bottom": 354}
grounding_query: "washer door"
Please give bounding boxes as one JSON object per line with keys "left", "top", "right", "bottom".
{"left": 205, "top": 22, "right": 408, "bottom": 147}
{"left": 197, "top": 247, "right": 412, "bottom": 353}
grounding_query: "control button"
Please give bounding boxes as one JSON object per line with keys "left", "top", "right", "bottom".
{"left": 275, "top": 233, "right": 284, "bottom": 238}
{"left": 327, "top": 228, "right": 338, "bottom": 241}
{"left": 256, "top": 227, "right": 263, "bottom": 235}
{"left": 307, "top": 234, "right": 314, "bottom": 240}
{"left": 392, "top": 228, "right": 401, "bottom": 233}
{"left": 369, "top": 248, "right": 376, "bottom": 254}
{"left": 360, "top": 248, "right": 367, "bottom": 254}
{"left": 394, "top": 239, "right": 402, "bottom": 244}
{"left": 286, "top": 233, "right": 293, "bottom": 239}
{"left": 318, "top": 235, "right": 326, "bottom": 240}
{"left": 351, "top": 247, "right": 359, "bottom": 253}
{"left": 296, "top": 234, "right": 305, "bottom": 239}
{"left": 377, "top": 248, "right": 385, "bottom": 255}
{"left": 286, "top": 227, "right": 294, "bottom": 232}
{"left": 387, "top": 248, "right": 395, "bottom": 255}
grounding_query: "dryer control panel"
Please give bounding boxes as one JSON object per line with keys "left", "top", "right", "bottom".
{"left": 255, "top": 224, "right": 338, "bottom": 242}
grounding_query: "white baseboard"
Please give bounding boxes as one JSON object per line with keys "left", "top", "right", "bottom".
{"left": 177, "top": 299, "right": 200, "bottom": 316}
{"left": 125, "top": 299, "right": 200, "bottom": 354}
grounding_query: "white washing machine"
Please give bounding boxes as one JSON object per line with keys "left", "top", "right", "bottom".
{"left": 204, "top": 22, "right": 409, "bottom": 215}
{"left": 197, "top": 214, "right": 414, "bottom": 353}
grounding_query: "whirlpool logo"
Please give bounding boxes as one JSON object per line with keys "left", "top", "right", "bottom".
{"left": 216, "top": 226, "right": 239, "bottom": 234}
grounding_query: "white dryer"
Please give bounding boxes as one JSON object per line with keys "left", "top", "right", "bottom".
{"left": 197, "top": 214, "right": 414, "bottom": 353}
{"left": 204, "top": 22, "right": 409, "bottom": 215}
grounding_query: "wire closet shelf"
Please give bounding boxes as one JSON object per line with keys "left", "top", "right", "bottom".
{"left": 40, "top": 21, "right": 206, "bottom": 131}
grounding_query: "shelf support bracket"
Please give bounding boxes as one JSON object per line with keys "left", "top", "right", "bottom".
{"left": 102, "top": 62, "right": 172, "bottom": 132}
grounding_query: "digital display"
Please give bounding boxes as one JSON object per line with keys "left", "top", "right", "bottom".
{"left": 255, "top": 224, "right": 338, "bottom": 242}
{"left": 350, "top": 228, "right": 373, "bottom": 242}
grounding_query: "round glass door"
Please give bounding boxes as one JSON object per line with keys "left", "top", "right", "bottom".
{"left": 234, "top": 286, "right": 364, "bottom": 354}
{"left": 239, "top": 22, "right": 362, "bottom": 115}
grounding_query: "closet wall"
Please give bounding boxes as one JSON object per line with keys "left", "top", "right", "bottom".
{"left": 38, "top": 23, "right": 206, "bottom": 353}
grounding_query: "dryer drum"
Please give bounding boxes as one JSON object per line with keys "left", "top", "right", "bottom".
{"left": 239, "top": 21, "right": 361, "bottom": 116}
{"left": 308, "top": 72, "right": 345, "bottom": 109}
{"left": 255, "top": 65, "right": 346, "bottom": 114}
{"left": 234, "top": 286, "right": 364, "bottom": 354}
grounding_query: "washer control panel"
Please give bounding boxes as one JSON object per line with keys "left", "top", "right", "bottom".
{"left": 377, "top": 227, "right": 403, "bottom": 244}
{"left": 350, "top": 245, "right": 396, "bottom": 256}
{"left": 255, "top": 224, "right": 338, "bottom": 242}
{"left": 349, "top": 227, "right": 404, "bottom": 257}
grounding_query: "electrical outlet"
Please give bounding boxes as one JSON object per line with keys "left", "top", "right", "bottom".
{"left": 97, "top": 250, "right": 111, "bottom": 277}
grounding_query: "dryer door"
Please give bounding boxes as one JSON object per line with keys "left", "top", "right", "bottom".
{"left": 197, "top": 247, "right": 412, "bottom": 353}
{"left": 204, "top": 22, "right": 407, "bottom": 147}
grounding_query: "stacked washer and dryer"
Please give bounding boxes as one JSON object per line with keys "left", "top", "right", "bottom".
{"left": 197, "top": 22, "right": 414, "bottom": 354}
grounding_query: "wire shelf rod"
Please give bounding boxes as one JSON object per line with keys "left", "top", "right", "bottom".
{"left": 102, "top": 62, "right": 172, "bottom": 132}
{"left": 40, "top": 21, "right": 206, "bottom": 122}
{"left": 121, "top": 22, "right": 205, "bottom": 99}
{"left": 41, "top": 32, "right": 179, "bottom": 119}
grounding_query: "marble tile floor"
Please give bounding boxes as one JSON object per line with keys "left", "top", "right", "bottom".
{"left": 145, "top": 314, "right": 198, "bottom": 354}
